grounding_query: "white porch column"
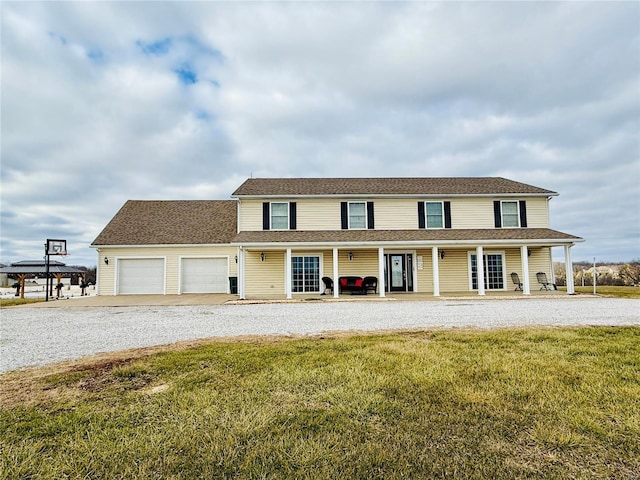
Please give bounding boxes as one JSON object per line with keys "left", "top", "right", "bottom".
{"left": 432, "top": 246, "right": 440, "bottom": 297}
{"left": 378, "top": 247, "right": 385, "bottom": 298}
{"left": 476, "top": 246, "right": 485, "bottom": 296}
{"left": 520, "top": 245, "right": 531, "bottom": 295}
{"left": 238, "top": 247, "right": 245, "bottom": 299}
{"left": 285, "top": 248, "right": 292, "bottom": 299}
{"left": 565, "top": 245, "right": 575, "bottom": 294}
{"left": 333, "top": 247, "right": 339, "bottom": 298}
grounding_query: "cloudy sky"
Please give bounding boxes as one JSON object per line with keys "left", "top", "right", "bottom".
{"left": 2, "top": 1, "right": 639, "bottom": 267}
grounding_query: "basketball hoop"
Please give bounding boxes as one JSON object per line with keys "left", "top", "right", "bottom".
{"left": 46, "top": 239, "right": 67, "bottom": 256}
{"left": 44, "top": 239, "right": 67, "bottom": 302}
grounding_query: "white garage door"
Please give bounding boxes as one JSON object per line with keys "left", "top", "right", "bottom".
{"left": 118, "top": 258, "right": 164, "bottom": 295}
{"left": 181, "top": 258, "right": 228, "bottom": 293}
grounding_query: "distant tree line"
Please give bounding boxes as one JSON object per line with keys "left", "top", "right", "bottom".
{"left": 554, "top": 260, "right": 640, "bottom": 287}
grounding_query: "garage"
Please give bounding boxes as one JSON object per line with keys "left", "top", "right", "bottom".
{"left": 117, "top": 258, "right": 165, "bottom": 295}
{"left": 181, "top": 257, "right": 228, "bottom": 294}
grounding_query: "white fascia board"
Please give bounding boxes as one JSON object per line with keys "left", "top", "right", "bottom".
{"left": 92, "top": 243, "right": 236, "bottom": 249}
{"left": 232, "top": 238, "right": 581, "bottom": 249}
{"left": 232, "top": 193, "right": 557, "bottom": 199}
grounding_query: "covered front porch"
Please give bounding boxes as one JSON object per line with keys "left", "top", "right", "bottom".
{"left": 235, "top": 242, "right": 578, "bottom": 300}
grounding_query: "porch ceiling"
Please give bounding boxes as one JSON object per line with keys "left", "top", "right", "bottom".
{"left": 232, "top": 228, "right": 582, "bottom": 247}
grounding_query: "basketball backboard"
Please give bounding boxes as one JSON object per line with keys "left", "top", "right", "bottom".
{"left": 46, "top": 239, "right": 67, "bottom": 256}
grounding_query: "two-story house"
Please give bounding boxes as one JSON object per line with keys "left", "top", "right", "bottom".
{"left": 92, "top": 177, "right": 582, "bottom": 298}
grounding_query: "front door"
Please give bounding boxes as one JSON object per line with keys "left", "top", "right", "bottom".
{"left": 385, "top": 254, "right": 413, "bottom": 292}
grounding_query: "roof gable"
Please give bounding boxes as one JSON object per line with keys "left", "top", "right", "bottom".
{"left": 232, "top": 177, "right": 557, "bottom": 197}
{"left": 92, "top": 200, "right": 237, "bottom": 246}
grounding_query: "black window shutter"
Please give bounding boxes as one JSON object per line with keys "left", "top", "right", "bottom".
{"left": 341, "top": 202, "right": 348, "bottom": 229}
{"left": 519, "top": 200, "right": 527, "bottom": 228}
{"left": 418, "top": 202, "right": 425, "bottom": 229}
{"left": 367, "top": 202, "right": 374, "bottom": 229}
{"left": 262, "top": 202, "right": 270, "bottom": 230}
{"left": 289, "top": 202, "right": 297, "bottom": 230}
{"left": 444, "top": 201, "right": 452, "bottom": 229}
{"left": 494, "top": 201, "right": 502, "bottom": 228}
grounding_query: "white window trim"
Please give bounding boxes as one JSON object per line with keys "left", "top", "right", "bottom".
{"left": 425, "top": 201, "right": 445, "bottom": 229}
{"left": 500, "top": 200, "right": 520, "bottom": 228}
{"left": 348, "top": 201, "right": 367, "bottom": 230}
{"left": 289, "top": 252, "right": 324, "bottom": 294}
{"left": 467, "top": 250, "right": 507, "bottom": 291}
{"left": 270, "top": 201, "right": 290, "bottom": 230}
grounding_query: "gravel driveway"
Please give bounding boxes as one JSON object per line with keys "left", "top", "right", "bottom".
{"left": 1, "top": 297, "right": 638, "bottom": 373}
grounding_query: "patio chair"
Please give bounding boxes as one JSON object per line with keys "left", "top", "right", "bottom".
{"left": 363, "top": 276, "right": 378, "bottom": 294}
{"left": 536, "top": 272, "right": 554, "bottom": 291}
{"left": 510, "top": 272, "right": 523, "bottom": 291}
{"left": 321, "top": 277, "right": 333, "bottom": 295}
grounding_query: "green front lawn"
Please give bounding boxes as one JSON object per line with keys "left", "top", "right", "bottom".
{"left": 561, "top": 285, "right": 640, "bottom": 299}
{"left": 0, "top": 297, "right": 44, "bottom": 307}
{"left": 2, "top": 327, "right": 639, "bottom": 479}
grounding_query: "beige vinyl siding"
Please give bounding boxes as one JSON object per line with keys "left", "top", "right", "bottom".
{"left": 297, "top": 200, "right": 342, "bottom": 230}
{"left": 321, "top": 250, "right": 335, "bottom": 278}
{"left": 239, "top": 196, "right": 550, "bottom": 231}
{"left": 244, "top": 251, "right": 285, "bottom": 298}
{"left": 375, "top": 199, "right": 421, "bottom": 229}
{"left": 503, "top": 247, "right": 552, "bottom": 290}
{"left": 240, "top": 198, "right": 342, "bottom": 231}
{"left": 239, "top": 200, "right": 265, "bottom": 231}
{"left": 241, "top": 198, "right": 425, "bottom": 231}
{"left": 334, "top": 249, "right": 379, "bottom": 278}
{"left": 415, "top": 249, "right": 434, "bottom": 293}
{"left": 97, "top": 245, "right": 238, "bottom": 296}
{"left": 438, "top": 249, "right": 472, "bottom": 292}
{"left": 523, "top": 198, "right": 550, "bottom": 228}
{"left": 450, "top": 199, "right": 494, "bottom": 229}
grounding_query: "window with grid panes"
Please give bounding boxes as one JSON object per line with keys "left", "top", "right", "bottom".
{"left": 292, "top": 256, "right": 320, "bottom": 293}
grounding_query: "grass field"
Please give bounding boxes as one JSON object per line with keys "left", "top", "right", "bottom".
{"left": 1, "top": 326, "right": 638, "bottom": 479}
{"left": 570, "top": 285, "right": 640, "bottom": 299}
{"left": 0, "top": 297, "right": 44, "bottom": 307}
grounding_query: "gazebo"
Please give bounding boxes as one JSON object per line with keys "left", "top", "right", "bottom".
{"left": 0, "top": 260, "right": 85, "bottom": 299}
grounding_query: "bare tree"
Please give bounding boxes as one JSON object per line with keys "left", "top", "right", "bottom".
{"left": 619, "top": 261, "right": 640, "bottom": 286}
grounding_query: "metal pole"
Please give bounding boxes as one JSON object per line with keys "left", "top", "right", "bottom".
{"left": 45, "top": 248, "right": 50, "bottom": 302}
{"left": 593, "top": 257, "right": 596, "bottom": 295}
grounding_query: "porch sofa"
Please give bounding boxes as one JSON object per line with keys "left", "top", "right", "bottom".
{"left": 338, "top": 276, "right": 378, "bottom": 295}
{"left": 338, "top": 276, "right": 365, "bottom": 294}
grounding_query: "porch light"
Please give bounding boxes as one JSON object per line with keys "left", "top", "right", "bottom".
{"left": 348, "top": 252, "right": 353, "bottom": 261}
{"left": 235, "top": 255, "right": 238, "bottom": 263}
{"left": 104, "top": 257, "right": 109, "bottom": 265}
{"left": 261, "top": 252, "right": 265, "bottom": 262}
{"left": 440, "top": 251, "right": 445, "bottom": 260}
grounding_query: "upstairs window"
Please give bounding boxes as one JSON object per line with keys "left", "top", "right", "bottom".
{"left": 341, "top": 201, "right": 374, "bottom": 229}
{"left": 418, "top": 201, "right": 451, "bottom": 229}
{"left": 494, "top": 200, "right": 527, "bottom": 228}
{"left": 270, "top": 202, "right": 289, "bottom": 229}
{"left": 501, "top": 201, "right": 520, "bottom": 228}
{"left": 263, "top": 202, "right": 296, "bottom": 230}
{"left": 349, "top": 202, "right": 367, "bottom": 229}
{"left": 425, "top": 202, "right": 444, "bottom": 228}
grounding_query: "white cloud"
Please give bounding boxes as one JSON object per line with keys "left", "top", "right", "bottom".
{"left": 1, "top": 1, "right": 638, "bottom": 266}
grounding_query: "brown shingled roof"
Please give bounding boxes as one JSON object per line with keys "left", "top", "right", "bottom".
{"left": 232, "top": 228, "right": 582, "bottom": 245}
{"left": 232, "top": 177, "right": 557, "bottom": 197}
{"left": 92, "top": 200, "right": 237, "bottom": 246}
